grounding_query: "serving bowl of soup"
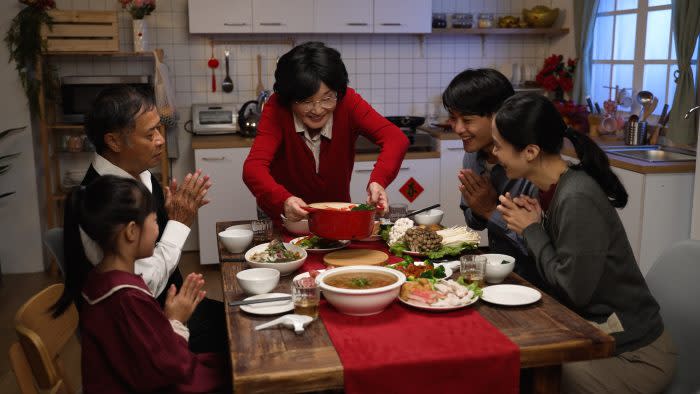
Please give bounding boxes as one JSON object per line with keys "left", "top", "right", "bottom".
{"left": 317, "top": 266, "right": 406, "bottom": 316}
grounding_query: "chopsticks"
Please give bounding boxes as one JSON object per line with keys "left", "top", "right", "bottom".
{"left": 229, "top": 296, "right": 291, "bottom": 306}
{"left": 405, "top": 204, "right": 441, "bottom": 218}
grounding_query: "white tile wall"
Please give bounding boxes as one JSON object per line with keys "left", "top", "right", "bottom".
{"left": 52, "top": 0, "right": 563, "bottom": 249}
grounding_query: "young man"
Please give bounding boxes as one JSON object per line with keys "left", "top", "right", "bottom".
{"left": 442, "top": 69, "right": 544, "bottom": 288}
{"left": 74, "top": 86, "right": 225, "bottom": 353}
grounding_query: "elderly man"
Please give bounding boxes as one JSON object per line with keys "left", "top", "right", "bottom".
{"left": 74, "top": 85, "right": 225, "bottom": 353}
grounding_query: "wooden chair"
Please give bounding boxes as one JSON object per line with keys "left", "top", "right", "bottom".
{"left": 13, "top": 283, "right": 79, "bottom": 394}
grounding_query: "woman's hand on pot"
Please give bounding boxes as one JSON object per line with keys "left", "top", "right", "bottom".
{"left": 367, "top": 182, "right": 388, "bottom": 215}
{"left": 284, "top": 196, "right": 309, "bottom": 221}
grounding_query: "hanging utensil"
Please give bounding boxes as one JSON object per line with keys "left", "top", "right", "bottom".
{"left": 222, "top": 50, "right": 233, "bottom": 93}
{"left": 256, "top": 54, "right": 265, "bottom": 96}
{"left": 636, "top": 90, "right": 653, "bottom": 118}
{"left": 207, "top": 41, "right": 219, "bottom": 92}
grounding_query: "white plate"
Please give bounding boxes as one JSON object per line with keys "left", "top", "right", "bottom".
{"left": 387, "top": 262, "right": 453, "bottom": 279}
{"left": 292, "top": 269, "right": 327, "bottom": 284}
{"left": 398, "top": 293, "right": 478, "bottom": 312}
{"left": 290, "top": 237, "right": 350, "bottom": 252}
{"left": 356, "top": 234, "right": 383, "bottom": 242}
{"left": 239, "top": 292, "right": 294, "bottom": 315}
{"left": 480, "top": 284, "right": 542, "bottom": 306}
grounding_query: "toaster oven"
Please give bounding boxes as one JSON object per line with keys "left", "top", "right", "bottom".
{"left": 191, "top": 104, "right": 238, "bottom": 135}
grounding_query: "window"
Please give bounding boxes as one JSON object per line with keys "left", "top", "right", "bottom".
{"left": 590, "top": 0, "right": 699, "bottom": 115}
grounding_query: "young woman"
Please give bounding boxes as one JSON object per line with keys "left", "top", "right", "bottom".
{"left": 243, "top": 41, "right": 409, "bottom": 222}
{"left": 52, "top": 176, "right": 228, "bottom": 393}
{"left": 492, "top": 93, "right": 676, "bottom": 393}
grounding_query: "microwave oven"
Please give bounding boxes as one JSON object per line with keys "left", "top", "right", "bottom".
{"left": 60, "top": 75, "right": 152, "bottom": 123}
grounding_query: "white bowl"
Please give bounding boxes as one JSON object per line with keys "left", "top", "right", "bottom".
{"left": 483, "top": 253, "right": 516, "bottom": 284}
{"left": 244, "top": 242, "right": 307, "bottom": 276}
{"left": 413, "top": 209, "right": 444, "bottom": 226}
{"left": 317, "top": 266, "right": 406, "bottom": 316}
{"left": 236, "top": 268, "right": 280, "bottom": 295}
{"left": 281, "top": 214, "right": 310, "bottom": 235}
{"left": 218, "top": 229, "right": 254, "bottom": 253}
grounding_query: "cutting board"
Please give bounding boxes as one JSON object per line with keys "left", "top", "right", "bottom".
{"left": 323, "top": 249, "right": 389, "bottom": 267}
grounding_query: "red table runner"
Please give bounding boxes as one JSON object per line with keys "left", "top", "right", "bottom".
{"left": 295, "top": 239, "right": 520, "bottom": 394}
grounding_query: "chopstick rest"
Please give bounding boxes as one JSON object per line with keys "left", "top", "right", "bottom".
{"left": 255, "top": 314, "right": 313, "bottom": 334}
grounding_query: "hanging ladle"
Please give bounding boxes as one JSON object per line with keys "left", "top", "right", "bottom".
{"left": 222, "top": 50, "right": 234, "bottom": 93}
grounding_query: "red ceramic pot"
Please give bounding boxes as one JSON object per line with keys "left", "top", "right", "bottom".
{"left": 306, "top": 202, "right": 376, "bottom": 240}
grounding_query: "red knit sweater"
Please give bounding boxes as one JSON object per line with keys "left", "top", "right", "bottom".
{"left": 243, "top": 88, "right": 409, "bottom": 219}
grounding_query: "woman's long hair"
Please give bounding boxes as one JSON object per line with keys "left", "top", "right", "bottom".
{"left": 495, "top": 93, "right": 628, "bottom": 208}
{"left": 51, "top": 175, "right": 156, "bottom": 317}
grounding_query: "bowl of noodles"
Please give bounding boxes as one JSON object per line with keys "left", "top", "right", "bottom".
{"left": 244, "top": 240, "right": 307, "bottom": 276}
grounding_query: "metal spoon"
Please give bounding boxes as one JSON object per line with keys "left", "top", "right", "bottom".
{"left": 636, "top": 90, "right": 654, "bottom": 118}
{"left": 222, "top": 50, "right": 233, "bottom": 93}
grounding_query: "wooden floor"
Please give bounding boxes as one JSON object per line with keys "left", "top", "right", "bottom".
{"left": 0, "top": 251, "right": 221, "bottom": 393}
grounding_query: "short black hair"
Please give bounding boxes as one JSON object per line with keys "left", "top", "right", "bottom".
{"left": 442, "top": 69, "right": 514, "bottom": 117}
{"left": 273, "top": 41, "right": 349, "bottom": 107}
{"left": 84, "top": 85, "right": 156, "bottom": 154}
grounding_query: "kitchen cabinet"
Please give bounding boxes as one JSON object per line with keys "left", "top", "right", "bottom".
{"left": 194, "top": 147, "right": 257, "bottom": 265}
{"left": 563, "top": 155, "right": 694, "bottom": 275}
{"left": 350, "top": 158, "right": 440, "bottom": 211}
{"left": 188, "top": 0, "right": 253, "bottom": 33}
{"left": 374, "top": 0, "right": 431, "bottom": 33}
{"left": 253, "top": 0, "right": 314, "bottom": 33}
{"left": 315, "top": 0, "right": 373, "bottom": 33}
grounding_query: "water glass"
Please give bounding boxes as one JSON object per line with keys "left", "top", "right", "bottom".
{"left": 388, "top": 203, "right": 408, "bottom": 222}
{"left": 460, "top": 255, "right": 486, "bottom": 287}
{"left": 251, "top": 219, "right": 273, "bottom": 242}
{"left": 292, "top": 279, "right": 320, "bottom": 319}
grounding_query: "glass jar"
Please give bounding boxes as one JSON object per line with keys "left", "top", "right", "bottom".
{"left": 432, "top": 13, "right": 447, "bottom": 29}
{"left": 451, "top": 13, "right": 473, "bottom": 28}
{"left": 477, "top": 13, "right": 494, "bottom": 28}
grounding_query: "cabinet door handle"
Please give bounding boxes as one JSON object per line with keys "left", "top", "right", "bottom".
{"left": 201, "top": 156, "right": 226, "bottom": 161}
{"left": 259, "top": 22, "right": 283, "bottom": 26}
{"left": 224, "top": 22, "right": 247, "bottom": 26}
{"left": 398, "top": 166, "right": 410, "bottom": 171}
{"left": 380, "top": 23, "right": 402, "bottom": 26}
{"left": 446, "top": 147, "right": 464, "bottom": 151}
{"left": 346, "top": 22, "right": 369, "bottom": 26}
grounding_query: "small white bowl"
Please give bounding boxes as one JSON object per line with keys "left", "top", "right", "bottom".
{"left": 483, "top": 253, "right": 516, "bottom": 284}
{"left": 244, "top": 242, "right": 307, "bottom": 276}
{"left": 413, "top": 209, "right": 444, "bottom": 226}
{"left": 218, "top": 229, "right": 254, "bottom": 253}
{"left": 317, "top": 266, "right": 406, "bottom": 316}
{"left": 281, "top": 214, "right": 310, "bottom": 235}
{"left": 236, "top": 268, "right": 280, "bottom": 295}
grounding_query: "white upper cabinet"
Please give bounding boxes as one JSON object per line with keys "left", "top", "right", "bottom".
{"left": 253, "top": 0, "right": 315, "bottom": 33}
{"left": 374, "top": 0, "right": 431, "bottom": 33}
{"left": 188, "top": 0, "right": 253, "bottom": 33}
{"left": 315, "top": 0, "right": 373, "bottom": 33}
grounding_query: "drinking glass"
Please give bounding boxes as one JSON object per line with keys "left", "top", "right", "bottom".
{"left": 292, "top": 279, "right": 320, "bottom": 319}
{"left": 460, "top": 255, "right": 486, "bottom": 287}
{"left": 251, "top": 219, "right": 273, "bottom": 242}
{"left": 388, "top": 203, "right": 408, "bottom": 222}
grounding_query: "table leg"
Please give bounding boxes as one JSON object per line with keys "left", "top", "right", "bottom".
{"left": 532, "top": 365, "right": 562, "bottom": 394}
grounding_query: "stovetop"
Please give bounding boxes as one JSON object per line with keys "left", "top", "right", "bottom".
{"left": 355, "top": 128, "right": 435, "bottom": 153}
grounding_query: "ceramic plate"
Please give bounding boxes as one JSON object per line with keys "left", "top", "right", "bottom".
{"left": 290, "top": 237, "right": 350, "bottom": 252}
{"left": 239, "top": 292, "right": 294, "bottom": 315}
{"left": 356, "top": 234, "right": 383, "bottom": 242}
{"left": 292, "top": 269, "right": 327, "bottom": 284}
{"left": 387, "top": 262, "right": 453, "bottom": 279}
{"left": 480, "top": 285, "right": 542, "bottom": 306}
{"left": 398, "top": 293, "right": 478, "bottom": 312}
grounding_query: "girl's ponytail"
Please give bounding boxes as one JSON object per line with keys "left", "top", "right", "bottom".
{"left": 565, "top": 128, "right": 628, "bottom": 208}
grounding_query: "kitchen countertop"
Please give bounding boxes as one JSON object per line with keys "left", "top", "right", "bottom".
{"left": 191, "top": 134, "right": 441, "bottom": 161}
{"left": 418, "top": 126, "right": 695, "bottom": 174}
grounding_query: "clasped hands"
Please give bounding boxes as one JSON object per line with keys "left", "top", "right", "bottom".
{"left": 164, "top": 169, "right": 212, "bottom": 227}
{"left": 496, "top": 193, "right": 542, "bottom": 235}
{"left": 283, "top": 181, "right": 388, "bottom": 222}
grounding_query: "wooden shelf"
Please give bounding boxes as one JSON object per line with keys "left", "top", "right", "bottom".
{"left": 429, "top": 27, "right": 569, "bottom": 37}
{"left": 44, "top": 51, "right": 155, "bottom": 57}
{"left": 50, "top": 123, "right": 84, "bottom": 130}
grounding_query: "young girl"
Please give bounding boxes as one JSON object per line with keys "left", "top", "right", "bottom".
{"left": 52, "top": 175, "right": 228, "bottom": 393}
{"left": 491, "top": 93, "right": 676, "bottom": 393}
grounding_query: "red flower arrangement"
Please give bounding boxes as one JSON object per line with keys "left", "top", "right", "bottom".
{"left": 553, "top": 99, "right": 589, "bottom": 134}
{"left": 19, "top": 0, "right": 55, "bottom": 10}
{"left": 536, "top": 54, "right": 577, "bottom": 100}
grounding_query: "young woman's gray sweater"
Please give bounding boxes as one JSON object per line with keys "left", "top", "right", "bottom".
{"left": 522, "top": 168, "right": 663, "bottom": 354}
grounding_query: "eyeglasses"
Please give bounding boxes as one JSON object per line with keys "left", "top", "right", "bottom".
{"left": 296, "top": 93, "right": 338, "bottom": 112}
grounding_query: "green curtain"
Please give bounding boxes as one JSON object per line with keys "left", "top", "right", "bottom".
{"left": 669, "top": 0, "right": 700, "bottom": 145}
{"left": 571, "top": 0, "right": 600, "bottom": 105}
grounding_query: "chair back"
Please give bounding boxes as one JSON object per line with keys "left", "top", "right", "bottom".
{"left": 44, "top": 227, "right": 65, "bottom": 275}
{"left": 645, "top": 239, "right": 700, "bottom": 394}
{"left": 14, "top": 283, "right": 78, "bottom": 393}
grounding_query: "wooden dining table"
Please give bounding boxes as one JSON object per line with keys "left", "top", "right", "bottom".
{"left": 217, "top": 220, "right": 615, "bottom": 394}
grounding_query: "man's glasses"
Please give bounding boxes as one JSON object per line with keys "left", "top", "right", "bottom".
{"left": 296, "top": 93, "right": 338, "bottom": 112}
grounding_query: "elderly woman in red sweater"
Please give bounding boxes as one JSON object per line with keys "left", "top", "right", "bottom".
{"left": 243, "top": 42, "right": 409, "bottom": 221}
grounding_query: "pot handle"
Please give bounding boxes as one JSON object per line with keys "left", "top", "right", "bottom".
{"left": 301, "top": 206, "right": 319, "bottom": 213}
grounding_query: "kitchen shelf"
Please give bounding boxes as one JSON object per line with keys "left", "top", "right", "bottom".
{"left": 50, "top": 123, "right": 84, "bottom": 130}
{"left": 429, "top": 27, "right": 569, "bottom": 37}
{"left": 44, "top": 51, "right": 155, "bottom": 57}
